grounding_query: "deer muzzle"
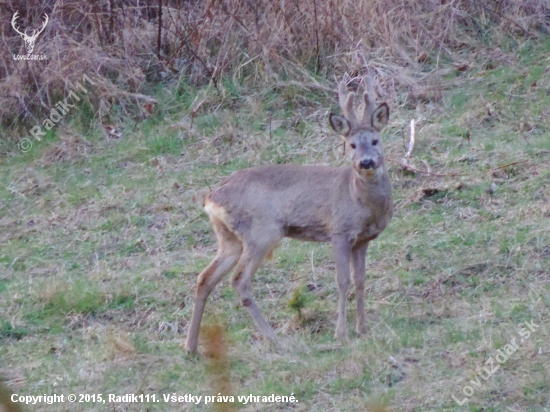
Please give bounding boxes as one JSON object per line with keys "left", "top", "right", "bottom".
{"left": 359, "top": 159, "right": 376, "bottom": 170}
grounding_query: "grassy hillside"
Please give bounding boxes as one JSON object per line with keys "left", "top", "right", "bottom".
{"left": 1, "top": 37, "right": 550, "bottom": 412}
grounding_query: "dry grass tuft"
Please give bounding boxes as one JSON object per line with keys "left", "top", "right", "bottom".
{"left": 365, "top": 401, "right": 393, "bottom": 412}
{"left": 201, "top": 322, "right": 237, "bottom": 411}
{"left": 105, "top": 330, "right": 137, "bottom": 359}
{"left": 39, "top": 134, "right": 94, "bottom": 165}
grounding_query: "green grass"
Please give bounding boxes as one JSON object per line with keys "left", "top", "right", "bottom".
{"left": 1, "top": 43, "right": 550, "bottom": 411}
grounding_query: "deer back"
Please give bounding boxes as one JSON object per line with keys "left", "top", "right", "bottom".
{"left": 205, "top": 76, "right": 392, "bottom": 246}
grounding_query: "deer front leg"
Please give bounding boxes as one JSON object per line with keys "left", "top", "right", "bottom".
{"left": 332, "top": 236, "right": 353, "bottom": 341}
{"left": 351, "top": 242, "right": 368, "bottom": 335}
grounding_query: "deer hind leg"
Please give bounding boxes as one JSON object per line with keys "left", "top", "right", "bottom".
{"left": 186, "top": 218, "right": 242, "bottom": 353}
{"left": 351, "top": 242, "right": 369, "bottom": 335}
{"left": 231, "top": 233, "right": 282, "bottom": 339}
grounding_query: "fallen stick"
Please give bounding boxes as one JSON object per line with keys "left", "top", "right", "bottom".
{"left": 389, "top": 158, "right": 459, "bottom": 177}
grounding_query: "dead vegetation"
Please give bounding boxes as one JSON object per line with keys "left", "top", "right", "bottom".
{"left": 201, "top": 322, "right": 237, "bottom": 412}
{"left": 1, "top": 0, "right": 549, "bottom": 136}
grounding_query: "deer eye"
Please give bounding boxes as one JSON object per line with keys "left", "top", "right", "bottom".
{"left": 350, "top": 143, "right": 356, "bottom": 149}
{"left": 372, "top": 139, "right": 379, "bottom": 146}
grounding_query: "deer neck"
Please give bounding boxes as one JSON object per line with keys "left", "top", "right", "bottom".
{"left": 349, "top": 160, "right": 391, "bottom": 210}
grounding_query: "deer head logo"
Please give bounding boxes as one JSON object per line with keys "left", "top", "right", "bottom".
{"left": 11, "top": 11, "right": 49, "bottom": 55}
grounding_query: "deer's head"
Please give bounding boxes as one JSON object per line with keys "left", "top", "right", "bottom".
{"left": 330, "top": 77, "right": 389, "bottom": 177}
{"left": 11, "top": 11, "right": 49, "bottom": 55}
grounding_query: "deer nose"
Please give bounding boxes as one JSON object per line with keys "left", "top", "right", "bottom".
{"left": 359, "top": 159, "right": 376, "bottom": 170}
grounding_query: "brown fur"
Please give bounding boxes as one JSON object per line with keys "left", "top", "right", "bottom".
{"left": 186, "top": 78, "right": 393, "bottom": 353}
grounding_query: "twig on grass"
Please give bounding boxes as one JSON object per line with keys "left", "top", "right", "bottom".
{"left": 388, "top": 158, "right": 460, "bottom": 177}
{"left": 489, "top": 159, "right": 529, "bottom": 172}
{"left": 403, "top": 119, "right": 415, "bottom": 161}
{"left": 394, "top": 118, "right": 460, "bottom": 176}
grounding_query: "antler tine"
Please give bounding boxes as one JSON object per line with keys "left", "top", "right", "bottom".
{"left": 338, "top": 80, "right": 359, "bottom": 126}
{"left": 30, "top": 13, "right": 48, "bottom": 39}
{"left": 364, "top": 74, "right": 376, "bottom": 96}
{"left": 361, "top": 74, "right": 377, "bottom": 126}
{"left": 40, "top": 14, "right": 49, "bottom": 31}
{"left": 11, "top": 11, "right": 24, "bottom": 36}
{"left": 337, "top": 80, "right": 348, "bottom": 110}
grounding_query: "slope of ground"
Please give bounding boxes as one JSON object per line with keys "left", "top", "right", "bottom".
{"left": 1, "top": 40, "right": 550, "bottom": 411}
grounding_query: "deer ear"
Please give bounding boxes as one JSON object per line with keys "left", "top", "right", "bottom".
{"left": 371, "top": 103, "right": 389, "bottom": 131}
{"left": 329, "top": 113, "right": 351, "bottom": 137}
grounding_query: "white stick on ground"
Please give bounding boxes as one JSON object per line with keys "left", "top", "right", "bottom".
{"left": 401, "top": 119, "right": 415, "bottom": 168}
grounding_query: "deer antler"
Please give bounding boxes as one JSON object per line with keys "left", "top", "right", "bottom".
{"left": 338, "top": 78, "right": 359, "bottom": 127}
{"left": 11, "top": 11, "right": 25, "bottom": 37}
{"left": 338, "top": 74, "right": 381, "bottom": 128}
{"left": 360, "top": 75, "right": 377, "bottom": 126}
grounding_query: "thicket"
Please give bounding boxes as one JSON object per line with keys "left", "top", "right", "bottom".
{"left": 1, "top": 0, "right": 548, "bottom": 131}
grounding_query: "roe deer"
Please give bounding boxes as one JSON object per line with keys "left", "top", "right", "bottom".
{"left": 186, "top": 77, "right": 393, "bottom": 353}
